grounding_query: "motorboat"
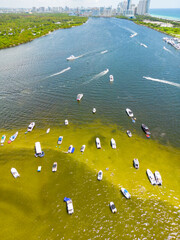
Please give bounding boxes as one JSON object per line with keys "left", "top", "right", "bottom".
{"left": 109, "top": 202, "right": 117, "bottom": 213}
{"left": 27, "top": 122, "right": 35, "bottom": 132}
{"left": 109, "top": 75, "right": 114, "bottom": 82}
{"left": 121, "top": 188, "right": 131, "bottom": 199}
{"left": 8, "top": 132, "right": 18, "bottom": 143}
{"left": 52, "top": 162, "right": 57, "bottom": 172}
{"left": 46, "top": 128, "right": 50, "bottom": 134}
{"left": 66, "top": 199, "right": 74, "bottom": 214}
{"left": 105, "top": 68, "right": 109, "bottom": 74}
{"left": 77, "top": 93, "right": 83, "bottom": 101}
{"left": 37, "top": 166, "right": 42, "bottom": 172}
{"left": 1, "top": 135, "right": 6, "bottom": 145}
{"left": 35, "top": 142, "right": 45, "bottom": 158}
{"left": 68, "top": 145, "right": 73, "bottom": 153}
{"left": 127, "top": 130, "right": 132, "bottom": 137}
{"left": 133, "top": 158, "right": 139, "bottom": 169}
{"left": 97, "top": 170, "right": 103, "bottom": 181}
{"left": 126, "top": 108, "right": 134, "bottom": 118}
{"left": 66, "top": 55, "right": 76, "bottom": 61}
{"left": 11, "top": 168, "right": 20, "bottom": 178}
{"left": 110, "top": 138, "right": 116, "bottom": 149}
{"left": 146, "top": 169, "right": 156, "bottom": 185}
{"left": 101, "top": 50, "right": 108, "bottom": 54}
{"left": 65, "top": 119, "right": 69, "bottom": 125}
{"left": 141, "top": 124, "right": 151, "bottom": 138}
{"left": 140, "top": 43, "right": 148, "bottom": 48}
{"left": 80, "top": 145, "right": 86, "bottom": 152}
{"left": 58, "top": 136, "right": 63, "bottom": 145}
{"left": 130, "top": 33, "right": 137, "bottom": 38}
{"left": 154, "top": 171, "right": 162, "bottom": 185}
{"left": 92, "top": 108, "right": 96, "bottom": 114}
{"left": 96, "top": 137, "right": 101, "bottom": 149}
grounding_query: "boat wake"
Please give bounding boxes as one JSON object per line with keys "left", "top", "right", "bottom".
{"left": 163, "top": 46, "right": 172, "bottom": 53}
{"left": 143, "top": 76, "right": 180, "bottom": 88}
{"left": 48, "top": 67, "right": 71, "bottom": 78}
{"left": 100, "top": 50, "right": 108, "bottom": 54}
{"left": 83, "top": 69, "right": 109, "bottom": 85}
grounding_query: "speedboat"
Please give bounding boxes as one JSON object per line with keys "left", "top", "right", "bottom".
{"left": 105, "top": 68, "right": 109, "bottom": 74}
{"left": 130, "top": 33, "right": 137, "bottom": 38}
{"left": 127, "top": 130, "right": 132, "bottom": 137}
{"left": 109, "top": 75, "right": 114, "bottom": 82}
{"left": 110, "top": 138, "right": 116, "bottom": 149}
{"left": 68, "top": 145, "right": 73, "bottom": 153}
{"left": 66, "top": 199, "right": 74, "bottom": 214}
{"left": 65, "top": 119, "right": 69, "bottom": 125}
{"left": 97, "top": 170, "right": 103, "bottom": 181}
{"left": 8, "top": 132, "right": 18, "bottom": 143}
{"left": 140, "top": 43, "right": 148, "bottom": 48}
{"left": 141, "top": 124, "right": 151, "bottom": 138}
{"left": 27, "top": 122, "right": 35, "bottom": 132}
{"left": 66, "top": 55, "right": 76, "bottom": 61}
{"left": 109, "top": 202, "right": 117, "bottom": 213}
{"left": 11, "top": 168, "right": 20, "bottom": 178}
{"left": 133, "top": 158, "right": 139, "bottom": 169}
{"left": 77, "top": 93, "right": 83, "bottom": 101}
{"left": 121, "top": 188, "right": 131, "bottom": 199}
{"left": 80, "top": 145, "right": 86, "bottom": 152}
{"left": 154, "top": 171, "right": 162, "bottom": 185}
{"left": 96, "top": 137, "right": 101, "bottom": 149}
{"left": 37, "top": 166, "right": 42, "bottom": 172}
{"left": 58, "top": 136, "right": 63, "bottom": 144}
{"left": 126, "top": 108, "right": 134, "bottom": 118}
{"left": 46, "top": 128, "right": 50, "bottom": 134}
{"left": 1, "top": 135, "right": 6, "bottom": 145}
{"left": 52, "top": 162, "right": 57, "bottom": 172}
{"left": 92, "top": 108, "right": 96, "bottom": 114}
{"left": 146, "top": 169, "right": 156, "bottom": 185}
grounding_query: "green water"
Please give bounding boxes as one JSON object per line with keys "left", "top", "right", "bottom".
{"left": 0, "top": 122, "right": 179, "bottom": 239}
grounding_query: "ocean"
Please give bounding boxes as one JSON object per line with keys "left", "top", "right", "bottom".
{"left": 150, "top": 8, "right": 180, "bottom": 21}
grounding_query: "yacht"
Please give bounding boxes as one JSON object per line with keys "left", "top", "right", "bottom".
{"left": 96, "top": 137, "right": 101, "bottom": 149}
{"left": 80, "top": 145, "right": 86, "bottom": 152}
{"left": 141, "top": 124, "right": 151, "bottom": 138}
{"left": 92, "top": 108, "right": 96, "bottom": 114}
{"left": 126, "top": 108, "right": 134, "bottom": 118}
{"left": 11, "top": 168, "right": 20, "bottom": 178}
{"left": 133, "top": 158, "right": 139, "bottom": 169}
{"left": 1, "top": 135, "right": 6, "bottom": 145}
{"left": 77, "top": 93, "right": 83, "bottom": 101}
{"left": 52, "top": 162, "right": 57, "bottom": 172}
{"left": 146, "top": 169, "right": 156, "bottom": 185}
{"left": 66, "top": 199, "right": 74, "bottom": 214}
{"left": 154, "top": 171, "right": 162, "bottom": 185}
{"left": 109, "top": 202, "right": 117, "bottom": 213}
{"left": 65, "top": 119, "right": 69, "bottom": 125}
{"left": 127, "top": 130, "right": 132, "bottom": 137}
{"left": 111, "top": 138, "right": 116, "bottom": 149}
{"left": 97, "top": 170, "right": 103, "bottom": 181}
{"left": 58, "top": 136, "right": 63, "bottom": 144}
{"left": 9, "top": 132, "right": 18, "bottom": 143}
{"left": 66, "top": 55, "right": 76, "bottom": 61}
{"left": 27, "top": 122, "right": 35, "bottom": 132}
{"left": 109, "top": 75, "right": 114, "bottom": 82}
{"left": 121, "top": 188, "right": 131, "bottom": 199}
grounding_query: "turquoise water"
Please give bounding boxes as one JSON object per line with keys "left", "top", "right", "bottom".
{"left": 150, "top": 8, "right": 180, "bottom": 21}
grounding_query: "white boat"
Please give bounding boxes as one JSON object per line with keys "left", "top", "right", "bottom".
{"left": 37, "top": 166, "right": 42, "bottom": 172}
{"left": 130, "top": 33, "right": 137, "bottom": 38}
{"left": 9, "top": 132, "right": 18, "bottom": 143}
{"left": 146, "top": 169, "right": 156, "bottom": 185}
{"left": 65, "top": 119, "right": 69, "bottom": 125}
{"left": 66, "top": 55, "right": 76, "bottom": 61}
{"left": 154, "top": 171, "right": 162, "bottom": 185}
{"left": 68, "top": 145, "right": 73, "bottom": 153}
{"left": 97, "top": 170, "right": 103, "bottom": 181}
{"left": 66, "top": 199, "right": 74, "bottom": 214}
{"left": 92, "top": 108, "right": 96, "bottom": 114}
{"left": 100, "top": 50, "right": 108, "bottom": 54}
{"left": 96, "top": 137, "right": 101, "bottom": 149}
{"left": 52, "top": 162, "right": 57, "bottom": 172}
{"left": 58, "top": 136, "right": 63, "bottom": 144}
{"left": 46, "top": 128, "right": 50, "bottom": 134}
{"left": 1, "top": 135, "right": 6, "bottom": 145}
{"left": 105, "top": 68, "right": 109, "bottom": 74}
{"left": 80, "top": 145, "right": 86, "bottom": 152}
{"left": 127, "top": 130, "right": 132, "bottom": 137}
{"left": 11, "top": 168, "right": 20, "bottom": 178}
{"left": 109, "top": 75, "right": 114, "bottom": 82}
{"left": 111, "top": 138, "right": 116, "bottom": 149}
{"left": 109, "top": 202, "right": 117, "bottom": 213}
{"left": 27, "top": 122, "right": 35, "bottom": 132}
{"left": 126, "top": 108, "right": 134, "bottom": 118}
{"left": 121, "top": 188, "right": 131, "bottom": 199}
{"left": 140, "top": 43, "right": 148, "bottom": 48}
{"left": 77, "top": 93, "right": 83, "bottom": 101}
{"left": 133, "top": 158, "right": 139, "bottom": 169}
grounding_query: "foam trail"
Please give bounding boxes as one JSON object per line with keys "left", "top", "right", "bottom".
{"left": 163, "top": 46, "right": 172, "bottom": 53}
{"left": 48, "top": 67, "right": 71, "bottom": 78}
{"left": 83, "top": 69, "right": 109, "bottom": 85}
{"left": 101, "top": 50, "right": 108, "bottom": 54}
{"left": 143, "top": 76, "right": 180, "bottom": 88}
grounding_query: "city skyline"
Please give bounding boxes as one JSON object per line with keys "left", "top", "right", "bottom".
{"left": 0, "top": 0, "right": 179, "bottom": 9}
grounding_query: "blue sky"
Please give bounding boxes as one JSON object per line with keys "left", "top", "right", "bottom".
{"left": 0, "top": 0, "right": 179, "bottom": 9}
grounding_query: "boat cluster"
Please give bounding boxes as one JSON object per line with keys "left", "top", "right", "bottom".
{"left": 163, "top": 37, "right": 180, "bottom": 50}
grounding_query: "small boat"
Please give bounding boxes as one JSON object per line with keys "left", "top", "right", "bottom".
{"left": 66, "top": 55, "right": 76, "bottom": 61}
{"left": 126, "top": 108, "right": 134, "bottom": 118}
{"left": 133, "top": 158, "right": 139, "bottom": 169}
{"left": 11, "top": 168, "right": 20, "bottom": 178}
{"left": 58, "top": 136, "right": 63, "bottom": 145}
{"left": 37, "top": 166, "right": 42, "bottom": 172}
{"left": 77, "top": 93, "right": 83, "bottom": 101}
{"left": 1, "top": 135, "right": 6, "bottom": 145}
{"left": 146, "top": 169, "right": 156, "bottom": 185}
{"left": 130, "top": 33, "right": 137, "bottom": 38}
{"left": 121, "top": 188, "right": 131, "bottom": 199}
{"left": 109, "top": 202, "right": 117, "bottom": 213}
{"left": 140, "top": 43, "right": 148, "bottom": 48}
{"left": 68, "top": 145, "right": 73, "bottom": 153}
{"left": 127, "top": 130, "right": 132, "bottom": 137}
{"left": 109, "top": 75, "right": 114, "bottom": 82}
{"left": 52, "top": 162, "right": 57, "bottom": 172}
{"left": 27, "top": 122, "right": 35, "bottom": 132}
{"left": 80, "top": 145, "right": 86, "bottom": 152}
{"left": 66, "top": 199, "right": 74, "bottom": 214}
{"left": 8, "top": 132, "right": 18, "bottom": 143}
{"left": 105, "top": 68, "right": 109, "bottom": 74}
{"left": 65, "top": 119, "right": 69, "bottom": 126}
{"left": 141, "top": 124, "right": 151, "bottom": 138}
{"left": 154, "top": 171, "right": 162, "bottom": 185}
{"left": 100, "top": 50, "right": 108, "bottom": 54}
{"left": 96, "top": 137, "right": 101, "bottom": 149}
{"left": 110, "top": 138, "right": 116, "bottom": 149}
{"left": 97, "top": 170, "right": 103, "bottom": 181}
{"left": 46, "top": 128, "right": 50, "bottom": 134}
{"left": 92, "top": 108, "right": 96, "bottom": 114}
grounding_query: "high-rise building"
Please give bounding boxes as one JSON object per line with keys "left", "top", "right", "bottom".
{"left": 127, "top": 0, "right": 132, "bottom": 10}
{"left": 137, "top": 0, "right": 151, "bottom": 15}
